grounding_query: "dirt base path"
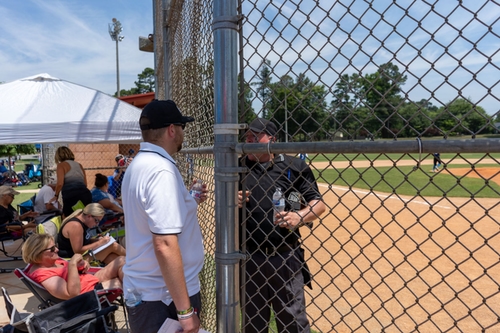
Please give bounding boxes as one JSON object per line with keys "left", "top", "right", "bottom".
{"left": 302, "top": 159, "right": 500, "bottom": 332}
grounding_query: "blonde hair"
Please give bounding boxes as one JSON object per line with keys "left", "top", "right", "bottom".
{"left": 54, "top": 146, "right": 75, "bottom": 163}
{"left": 22, "top": 233, "right": 54, "bottom": 264}
{"left": 62, "top": 203, "right": 105, "bottom": 226}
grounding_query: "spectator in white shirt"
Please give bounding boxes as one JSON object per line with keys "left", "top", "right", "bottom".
{"left": 34, "top": 176, "right": 60, "bottom": 213}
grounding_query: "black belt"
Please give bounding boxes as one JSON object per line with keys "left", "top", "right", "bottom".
{"left": 246, "top": 242, "right": 299, "bottom": 256}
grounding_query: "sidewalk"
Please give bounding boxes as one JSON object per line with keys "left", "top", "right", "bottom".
{"left": 0, "top": 240, "right": 128, "bottom": 331}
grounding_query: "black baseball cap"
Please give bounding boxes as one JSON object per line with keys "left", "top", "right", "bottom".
{"left": 248, "top": 118, "right": 277, "bottom": 136}
{"left": 140, "top": 100, "right": 195, "bottom": 130}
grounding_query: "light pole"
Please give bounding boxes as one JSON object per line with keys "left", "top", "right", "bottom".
{"left": 108, "top": 18, "right": 124, "bottom": 97}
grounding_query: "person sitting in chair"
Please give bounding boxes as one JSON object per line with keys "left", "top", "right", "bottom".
{"left": 57, "top": 203, "right": 126, "bottom": 265}
{"left": 90, "top": 173, "right": 123, "bottom": 214}
{"left": 22, "top": 233, "right": 123, "bottom": 300}
{"left": 34, "top": 176, "right": 60, "bottom": 214}
{"left": 0, "top": 185, "right": 38, "bottom": 236}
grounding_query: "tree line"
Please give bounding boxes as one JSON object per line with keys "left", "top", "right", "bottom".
{"left": 120, "top": 63, "right": 498, "bottom": 142}
{"left": 248, "top": 60, "right": 497, "bottom": 141}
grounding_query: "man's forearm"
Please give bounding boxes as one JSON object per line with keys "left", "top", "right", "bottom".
{"left": 153, "top": 234, "right": 192, "bottom": 312}
{"left": 299, "top": 199, "right": 326, "bottom": 223}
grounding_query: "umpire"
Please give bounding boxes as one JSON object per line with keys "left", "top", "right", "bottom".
{"left": 239, "top": 118, "right": 326, "bottom": 333}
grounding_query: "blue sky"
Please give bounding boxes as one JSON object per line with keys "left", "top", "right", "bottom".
{"left": 0, "top": 0, "right": 154, "bottom": 95}
{"left": 242, "top": 0, "right": 500, "bottom": 115}
{"left": 1, "top": 0, "right": 498, "bottom": 117}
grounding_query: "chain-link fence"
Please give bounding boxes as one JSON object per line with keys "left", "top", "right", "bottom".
{"left": 163, "top": 0, "right": 500, "bottom": 332}
{"left": 4, "top": 0, "right": 498, "bottom": 332}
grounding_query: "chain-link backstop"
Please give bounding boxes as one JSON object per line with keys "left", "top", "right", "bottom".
{"left": 7, "top": 0, "right": 499, "bottom": 332}
{"left": 163, "top": 0, "right": 500, "bottom": 332}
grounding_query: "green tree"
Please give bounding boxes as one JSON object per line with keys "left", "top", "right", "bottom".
{"left": 251, "top": 59, "right": 272, "bottom": 118}
{"left": 435, "top": 98, "right": 491, "bottom": 135}
{"left": 361, "top": 62, "right": 407, "bottom": 138}
{"left": 267, "top": 73, "right": 329, "bottom": 141}
{"left": 397, "top": 102, "right": 433, "bottom": 137}
{"left": 0, "top": 145, "right": 37, "bottom": 171}
{"left": 239, "top": 81, "right": 256, "bottom": 125}
{"left": 117, "top": 67, "right": 155, "bottom": 96}
{"left": 330, "top": 73, "right": 364, "bottom": 139}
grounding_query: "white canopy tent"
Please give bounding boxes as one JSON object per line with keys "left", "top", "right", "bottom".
{"left": 0, "top": 73, "right": 143, "bottom": 144}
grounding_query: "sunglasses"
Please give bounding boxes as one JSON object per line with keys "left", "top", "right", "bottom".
{"left": 39, "top": 245, "right": 57, "bottom": 255}
{"left": 168, "top": 123, "right": 186, "bottom": 130}
{"left": 92, "top": 216, "right": 101, "bottom": 224}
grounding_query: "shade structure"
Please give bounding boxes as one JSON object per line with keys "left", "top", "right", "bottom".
{"left": 0, "top": 73, "right": 143, "bottom": 144}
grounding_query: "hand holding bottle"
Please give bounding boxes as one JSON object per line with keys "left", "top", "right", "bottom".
{"left": 190, "top": 179, "right": 208, "bottom": 204}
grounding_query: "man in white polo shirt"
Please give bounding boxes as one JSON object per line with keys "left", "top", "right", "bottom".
{"left": 122, "top": 100, "right": 206, "bottom": 333}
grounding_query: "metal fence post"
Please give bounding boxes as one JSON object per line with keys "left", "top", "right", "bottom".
{"left": 213, "top": 0, "right": 241, "bottom": 331}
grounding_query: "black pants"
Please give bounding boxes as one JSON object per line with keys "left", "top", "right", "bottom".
{"left": 243, "top": 249, "right": 310, "bottom": 333}
{"left": 127, "top": 292, "right": 201, "bottom": 333}
{"left": 62, "top": 184, "right": 92, "bottom": 217}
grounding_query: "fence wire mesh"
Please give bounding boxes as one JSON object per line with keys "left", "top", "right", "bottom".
{"left": 4, "top": 0, "right": 499, "bottom": 332}
{"left": 234, "top": 0, "right": 500, "bottom": 332}
{"left": 126, "top": 0, "right": 500, "bottom": 331}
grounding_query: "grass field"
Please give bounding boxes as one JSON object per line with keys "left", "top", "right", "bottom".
{"left": 314, "top": 165, "right": 500, "bottom": 198}
{"left": 309, "top": 152, "right": 500, "bottom": 163}
{"left": 5, "top": 158, "right": 42, "bottom": 208}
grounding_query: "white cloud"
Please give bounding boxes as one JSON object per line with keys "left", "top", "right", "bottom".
{"left": 0, "top": 0, "right": 154, "bottom": 95}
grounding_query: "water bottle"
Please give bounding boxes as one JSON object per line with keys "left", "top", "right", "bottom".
{"left": 272, "top": 187, "right": 285, "bottom": 218}
{"left": 190, "top": 179, "right": 203, "bottom": 203}
{"left": 125, "top": 288, "right": 142, "bottom": 307}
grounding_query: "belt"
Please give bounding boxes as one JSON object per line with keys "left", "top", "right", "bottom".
{"left": 247, "top": 242, "right": 298, "bottom": 256}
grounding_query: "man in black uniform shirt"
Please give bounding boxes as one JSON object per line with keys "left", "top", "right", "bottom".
{"left": 239, "top": 118, "right": 326, "bottom": 333}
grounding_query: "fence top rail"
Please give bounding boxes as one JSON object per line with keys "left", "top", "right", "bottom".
{"left": 182, "top": 139, "right": 500, "bottom": 155}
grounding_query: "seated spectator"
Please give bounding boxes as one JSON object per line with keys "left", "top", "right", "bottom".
{"left": 0, "top": 160, "right": 8, "bottom": 175}
{"left": 90, "top": 174, "right": 123, "bottom": 214}
{"left": 112, "top": 155, "right": 132, "bottom": 199}
{"left": 22, "top": 233, "right": 123, "bottom": 300}
{"left": 0, "top": 185, "right": 38, "bottom": 236}
{"left": 34, "top": 176, "right": 60, "bottom": 213}
{"left": 0, "top": 160, "right": 16, "bottom": 179}
{"left": 57, "top": 203, "right": 126, "bottom": 265}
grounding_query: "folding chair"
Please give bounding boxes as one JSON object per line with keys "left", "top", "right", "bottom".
{"left": 14, "top": 265, "right": 129, "bottom": 332}
{"left": 28, "top": 290, "right": 117, "bottom": 333}
{"left": 2, "top": 286, "right": 30, "bottom": 332}
{"left": 35, "top": 215, "right": 62, "bottom": 239}
{"left": 0, "top": 221, "right": 26, "bottom": 273}
{"left": 17, "top": 195, "right": 36, "bottom": 216}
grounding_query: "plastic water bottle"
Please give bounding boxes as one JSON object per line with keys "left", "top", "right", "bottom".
{"left": 190, "top": 179, "right": 203, "bottom": 203}
{"left": 125, "top": 288, "right": 142, "bottom": 307}
{"left": 273, "top": 187, "right": 285, "bottom": 218}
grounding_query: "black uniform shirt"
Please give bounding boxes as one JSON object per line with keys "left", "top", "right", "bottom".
{"left": 240, "top": 154, "right": 322, "bottom": 248}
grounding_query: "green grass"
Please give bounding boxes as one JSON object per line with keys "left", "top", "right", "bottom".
{"left": 3, "top": 159, "right": 42, "bottom": 210}
{"left": 314, "top": 166, "right": 500, "bottom": 198}
{"left": 309, "top": 152, "right": 500, "bottom": 163}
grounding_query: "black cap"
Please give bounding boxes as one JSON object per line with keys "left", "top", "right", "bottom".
{"left": 248, "top": 118, "right": 277, "bottom": 136}
{"left": 140, "top": 100, "right": 195, "bottom": 130}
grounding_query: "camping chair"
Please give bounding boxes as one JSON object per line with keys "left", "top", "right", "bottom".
{"left": 17, "top": 195, "right": 36, "bottom": 216}
{"left": 0, "top": 221, "right": 26, "bottom": 273}
{"left": 35, "top": 215, "right": 62, "bottom": 239}
{"left": 14, "top": 266, "right": 128, "bottom": 332}
{"left": 2, "top": 286, "right": 30, "bottom": 332}
{"left": 7, "top": 289, "right": 118, "bottom": 333}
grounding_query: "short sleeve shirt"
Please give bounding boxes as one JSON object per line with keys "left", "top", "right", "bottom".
{"left": 121, "top": 142, "right": 204, "bottom": 304}
{"left": 26, "top": 259, "right": 99, "bottom": 293}
{"left": 240, "top": 154, "right": 322, "bottom": 247}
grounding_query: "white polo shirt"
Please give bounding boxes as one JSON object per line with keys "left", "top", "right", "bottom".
{"left": 122, "top": 142, "right": 204, "bottom": 304}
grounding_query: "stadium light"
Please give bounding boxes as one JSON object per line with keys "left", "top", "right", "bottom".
{"left": 108, "top": 18, "right": 125, "bottom": 97}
